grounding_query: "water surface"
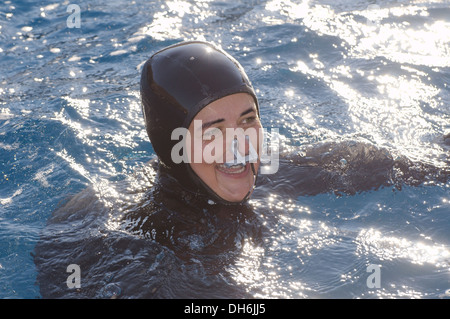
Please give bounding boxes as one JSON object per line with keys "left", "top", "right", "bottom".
{"left": 0, "top": 0, "right": 449, "bottom": 298}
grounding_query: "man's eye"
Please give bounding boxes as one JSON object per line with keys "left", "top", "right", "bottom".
{"left": 243, "top": 116, "right": 256, "bottom": 124}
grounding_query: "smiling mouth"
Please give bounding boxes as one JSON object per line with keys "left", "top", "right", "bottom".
{"left": 216, "top": 162, "right": 248, "bottom": 175}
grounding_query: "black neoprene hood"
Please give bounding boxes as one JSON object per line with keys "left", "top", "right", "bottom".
{"left": 140, "top": 41, "right": 259, "bottom": 203}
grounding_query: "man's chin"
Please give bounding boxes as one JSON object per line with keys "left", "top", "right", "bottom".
{"left": 215, "top": 183, "right": 253, "bottom": 203}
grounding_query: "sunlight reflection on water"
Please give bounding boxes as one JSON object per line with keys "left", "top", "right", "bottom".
{"left": 1, "top": 0, "right": 449, "bottom": 298}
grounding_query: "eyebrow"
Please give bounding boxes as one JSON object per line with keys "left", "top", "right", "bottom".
{"left": 202, "top": 118, "right": 224, "bottom": 130}
{"left": 200, "top": 107, "right": 257, "bottom": 130}
{"left": 240, "top": 107, "right": 256, "bottom": 117}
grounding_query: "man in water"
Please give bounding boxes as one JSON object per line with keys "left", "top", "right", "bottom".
{"left": 34, "top": 41, "right": 448, "bottom": 298}
{"left": 140, "top": 40, "right": 448, "bottom": 202}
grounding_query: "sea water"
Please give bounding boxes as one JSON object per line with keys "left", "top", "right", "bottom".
{"left": 0, "top": 0, "right": 449, "bottom": 298}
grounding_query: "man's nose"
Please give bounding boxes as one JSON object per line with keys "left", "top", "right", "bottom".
{"left": 224, "top": 135, "right": 255, "bottom": 165}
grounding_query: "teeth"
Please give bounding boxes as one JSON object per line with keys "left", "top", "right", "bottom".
{"left": 225, "top": 163, "right": 245, "bottom": 169}
{"left": 217, "top": 163, "right": 246, "bottom": 174}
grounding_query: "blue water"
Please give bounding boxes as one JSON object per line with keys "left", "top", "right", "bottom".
{"left": 1, "top": 0, "right": 449, "bottom": 298}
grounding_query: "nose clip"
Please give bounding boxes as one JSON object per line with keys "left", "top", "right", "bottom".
{"left": 224, "top": 136, "right": 258, "bottom": 168}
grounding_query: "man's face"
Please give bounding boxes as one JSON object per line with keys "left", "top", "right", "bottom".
{"left": 188, "top": 93, "right": 262, "bottom": 202}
